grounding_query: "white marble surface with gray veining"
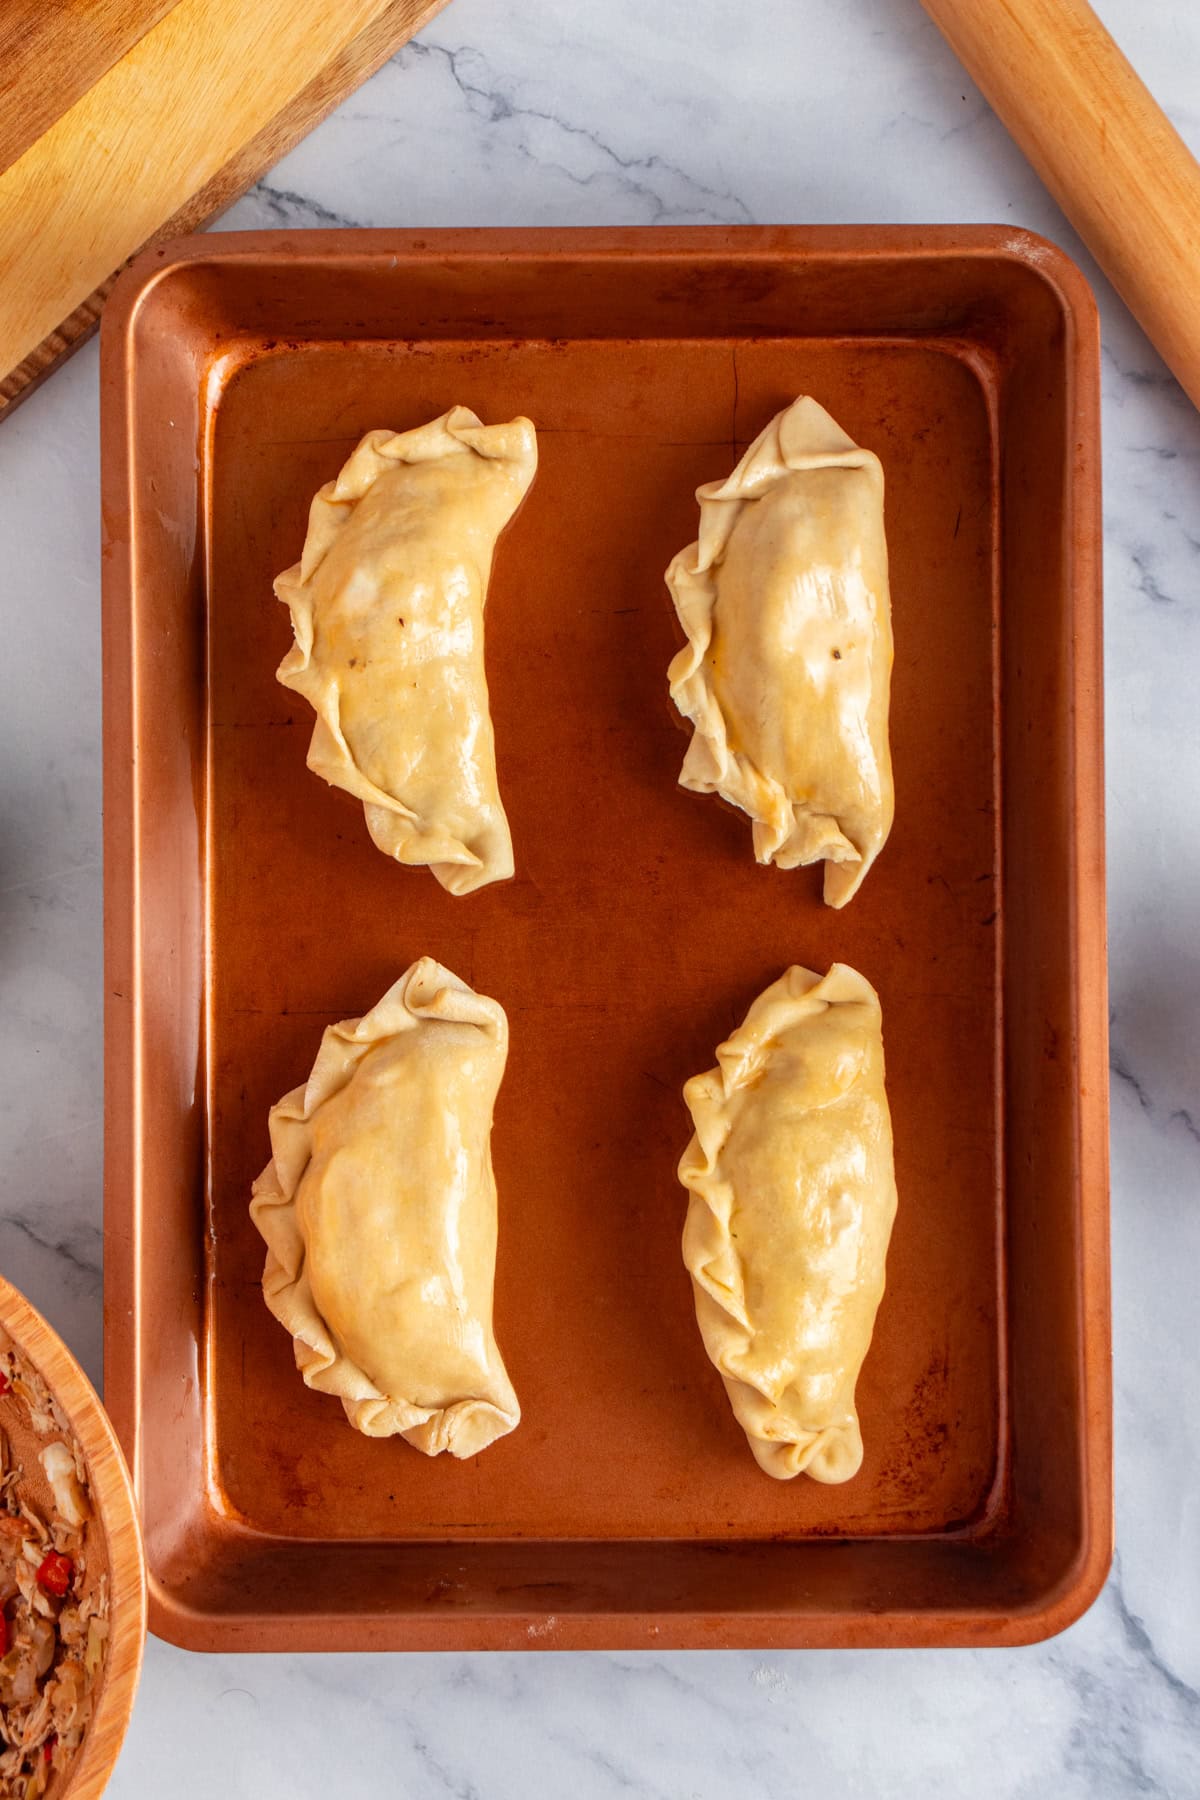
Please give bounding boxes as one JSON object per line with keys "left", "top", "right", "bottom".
{"left": 1, "top": 0, "right": 1198, "bottom": 1792}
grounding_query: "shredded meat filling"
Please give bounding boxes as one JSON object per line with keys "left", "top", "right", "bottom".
{"left": 0, "top": 1341, "right": 108, "bottom": 1797}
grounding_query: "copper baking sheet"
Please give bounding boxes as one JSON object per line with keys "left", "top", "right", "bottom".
{"left": 101, "top": 226, "right": 1110, "bottom": 1651}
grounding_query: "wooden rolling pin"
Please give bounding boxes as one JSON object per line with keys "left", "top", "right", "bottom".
{"left": 920, "top": 0, "right": 1200, "bottom": 408}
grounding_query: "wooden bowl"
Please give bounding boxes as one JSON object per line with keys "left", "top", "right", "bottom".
{"left": 0, "top": 1273, "right": 145, "bottom": 1798}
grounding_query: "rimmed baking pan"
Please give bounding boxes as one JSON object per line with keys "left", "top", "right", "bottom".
{"left": 101, "top": 225, "right": 1110, "bottom": 1650}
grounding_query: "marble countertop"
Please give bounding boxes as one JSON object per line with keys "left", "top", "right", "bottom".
{"left": 2, "top": 0, "right": 1198, "bottom": 1792}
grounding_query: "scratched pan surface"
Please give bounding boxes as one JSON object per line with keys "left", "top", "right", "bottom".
{"left": 100, "top": 227, "right": 1110, "bottom": 1650}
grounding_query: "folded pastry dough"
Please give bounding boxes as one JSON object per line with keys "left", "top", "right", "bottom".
{"left": 679, "top": 964, "right": 897, "bottom": 1482}
{"left": 250, "top": 958, "right": 520, "bottom": 1458}
{"left": 274, "top": 407, "right": 537, "bottom": 895}
{"left": 665, "top": 396, "right": 894, "bottom": 908}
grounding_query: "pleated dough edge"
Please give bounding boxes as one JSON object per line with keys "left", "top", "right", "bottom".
{"left": 249, "top": 957, "right": 520, "bottom": 1459}
{"left": 679, "top": 962, "right": 882, "bottom": 1483}
{"left": 664, "top": 395, "right": 885, "bottom": 908}
{"left": 273, "top": 408, "right": 535, "bottom": 895}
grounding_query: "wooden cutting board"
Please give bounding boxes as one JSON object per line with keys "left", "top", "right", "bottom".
{"left": 0, "top": 0, "right": 450, "bottom": 419}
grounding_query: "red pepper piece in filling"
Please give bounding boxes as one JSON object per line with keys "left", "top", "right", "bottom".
{"left": 35, "top": 1550, "right": 72, "bottom": 1597}
{"left": 0, "top": 1372, "right": 10, "bottom": 1394}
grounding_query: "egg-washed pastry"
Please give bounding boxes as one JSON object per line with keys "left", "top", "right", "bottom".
{"left": 679, "top": 963, "right": 897, "bottom": 1482}
{"left": 665, "top": 396, "right": 894, "bottom": 908}
{"left": 274, "top": 408, "right": 537, "bottom": 895}
{"left": 250, "top": 958, "right": 520, "bottom": 1458}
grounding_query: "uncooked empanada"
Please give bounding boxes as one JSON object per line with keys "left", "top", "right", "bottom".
{"left": 666, "top": 396, "right": 894, "bottom": 907}
{"left": 250, "top": 958, "right": 520, "bottom": 1458}
{"left": 274, "top": 407, "right": 537, "bottom": 894}
{"left": 679, "top": 963, "right": 897, "bottom": 1482}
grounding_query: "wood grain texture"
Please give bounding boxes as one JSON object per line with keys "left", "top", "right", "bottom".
{"left": 0, "top": 0, "right": 449, "bottom": 420}
{"left": 0, "top": 1273, "right": 145, "bottom": 1798}
{"left": 920, "top": 0, "right": 1200, "bottom": 409}
{"left": 0, "top": 0, "right": 178, "bottom": 174}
